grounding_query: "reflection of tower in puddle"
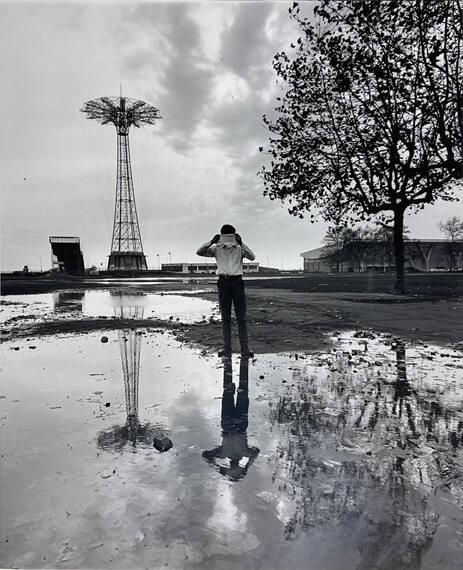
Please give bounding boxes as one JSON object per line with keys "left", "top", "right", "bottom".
{"left": 97, "top": 293, "right": 170, "bottom": 450}
{"left": 203, "top": 358, "right": 259, "bottom": 480}
{"left": 114, "top": 300, "right": 144, "bottom": 428}
{"left": 53, "top": 291, "right": 84, "bottom": 313}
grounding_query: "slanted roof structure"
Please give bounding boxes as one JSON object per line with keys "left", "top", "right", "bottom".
{"left": 300, "top": 246, "right": 331, "bottom": 259}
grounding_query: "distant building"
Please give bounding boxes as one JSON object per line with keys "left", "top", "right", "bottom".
{"left": 300, "top": 246, "right": 334, "bottom": 273}
{"left": 161, "top": 262, "right": 260, "bottom": 274}
{"left": 301, "top": 239, "right": 463, "bottom": 273}
{"left": 406, "top": 240, "right": 463, "bottom": 271}
{"left": 49, "top": 236, "right": 85, "bottom": 274}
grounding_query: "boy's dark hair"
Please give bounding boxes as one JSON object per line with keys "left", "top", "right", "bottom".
{"left": 220, "top": 224, "right": 236, "bottom": 235}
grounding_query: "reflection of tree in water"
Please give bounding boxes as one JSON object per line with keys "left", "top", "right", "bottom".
{"left": 203, "top": 358, "right": 260, "bottom": 480}
{"left": 269, "top": 339, "right": 463, "bottom": 566}
{"left": 97, "top": 294, "right": 170, "bottom": 451}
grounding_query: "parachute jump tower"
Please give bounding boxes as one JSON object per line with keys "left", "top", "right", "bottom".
{"left": 81, "top": 96, "right": 161, "bottom": 271}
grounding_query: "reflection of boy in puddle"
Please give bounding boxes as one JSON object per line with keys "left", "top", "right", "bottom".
{"left": 203, "top": 358, "right": 260, "bottom": 480}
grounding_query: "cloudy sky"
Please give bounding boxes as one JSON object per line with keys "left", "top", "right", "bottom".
{"left": 1, "top": 0, "right": 460, "bottom": 272}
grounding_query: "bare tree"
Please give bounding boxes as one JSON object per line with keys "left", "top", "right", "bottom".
{"left": 438, "top": 216, "right": 463, "bottom": 241}
{"left": 323, "top": 226, "right": 360, "bottom": 271}
{"left": 261, "top": 0, "right": 463, "bottom": 293}
{"left": 438, "top": 215, "right": 463, "bottom": 269}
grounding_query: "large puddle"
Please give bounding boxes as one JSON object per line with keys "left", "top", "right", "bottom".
{"left": 1, "top": 327, "right": 462, "bottom": 569}
{"left": 1, "top": 290, "right": 219, "bottom": 327}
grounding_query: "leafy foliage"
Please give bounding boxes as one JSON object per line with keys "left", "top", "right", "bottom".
{"left": 261, "top": 0, "right": 463, "bottom": 291}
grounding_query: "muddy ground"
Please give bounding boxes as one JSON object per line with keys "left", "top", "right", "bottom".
{"left": 2, "top": 274, "right": 463, "bottom": 352}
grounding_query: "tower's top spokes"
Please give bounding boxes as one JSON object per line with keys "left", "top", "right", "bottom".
{"left": 80, "top": 96, "right": 161, "bottom": 135}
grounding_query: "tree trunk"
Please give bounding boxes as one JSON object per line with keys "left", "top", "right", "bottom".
{"left": 448, "top": 241, "right": 455, "bottom": 271}
{"left": 393, "top": 208, "right": 405, "bottom": 294}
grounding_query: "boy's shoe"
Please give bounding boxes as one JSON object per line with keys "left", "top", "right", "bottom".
{"left": 218, "top": 348, "right": 232, "bottom": 358}
{"left": 240, "top": 348, "right": 254, "bottom": 359}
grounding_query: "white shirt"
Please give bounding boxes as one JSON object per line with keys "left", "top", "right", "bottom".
{"left": 196, "top": 234, "right": 255, "bottom": 276}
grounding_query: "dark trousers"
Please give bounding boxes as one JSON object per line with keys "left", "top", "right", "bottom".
{"left": 221, "top": 358, "right": 249, "bottom": 433}
{"left": 217, "top": 276, "right": 249, "bottom": 352}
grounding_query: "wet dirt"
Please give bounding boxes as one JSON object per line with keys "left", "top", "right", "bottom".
{"left": 1, "top": 324, "right": 462, "bottom": 569}
{"left": 3, "top": 285, "right": 462, "bottom": 355}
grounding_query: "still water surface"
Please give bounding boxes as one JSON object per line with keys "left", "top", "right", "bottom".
{"left": 1, "top": 327, "right": 462, "bottom": 569}
{"left": 1, "top": 290, "right": 218, "bottom": 325}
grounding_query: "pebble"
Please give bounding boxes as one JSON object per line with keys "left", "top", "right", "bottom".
{"left": 100, "top": 336, "right": 108, "bottom": 344}
{"left": 153, "top": 434, "right": 173, "bottom": 452}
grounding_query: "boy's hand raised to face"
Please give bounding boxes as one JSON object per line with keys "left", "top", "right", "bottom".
{"left": 235, "top": 233, "right": 242, "bottom": 245}
{"left": 211, "top": 234, "right": 220, "bottom": 244}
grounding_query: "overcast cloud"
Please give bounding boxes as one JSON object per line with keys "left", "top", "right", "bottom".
{"left": 1, "top": 1, "right": 460, "bottom": 272}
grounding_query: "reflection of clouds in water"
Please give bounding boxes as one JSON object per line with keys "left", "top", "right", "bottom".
{"left": 3, "top": 326, "right": 463, "bottom": 568}
{"left": 206, "top": 479, "right": 260, "bottom": 555}
{"left": 2, "top": 289, "right": 218, "bottom": 327}
{"left": 269, "top": 333, "right": 462, "bottom": 565}
{"left": 208, "top": 481, "right": 246, "bottom": 533}
{"left": 82, "top": 290, "right": 217, "bottom": 321}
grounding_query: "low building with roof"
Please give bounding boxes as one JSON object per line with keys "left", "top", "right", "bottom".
{"left": 161, "top": 262, "right": 260, "bottom": 274}
{"left": 300, "top": 246, "right": 335, "bottom": 273}
{"left": 301, "top": 239, "right": 463, "bottom": 273}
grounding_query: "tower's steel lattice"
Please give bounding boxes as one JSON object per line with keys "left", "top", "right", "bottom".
{"left": 97, "top": 295, "right": 146, "bottom": 449}
{"left": 81, "top": 96, "right": 161, "bottom": 271}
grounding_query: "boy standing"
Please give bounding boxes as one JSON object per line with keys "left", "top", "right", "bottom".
{"left": 196, "top": 224, "right": 255, "bottom": 358}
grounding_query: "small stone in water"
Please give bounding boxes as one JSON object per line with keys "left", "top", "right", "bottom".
{"left": 153, "top": 434, "right": 173, "bottom": 452}
{"left": 101, "top": 336, "right": 109, "bottom": 344}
